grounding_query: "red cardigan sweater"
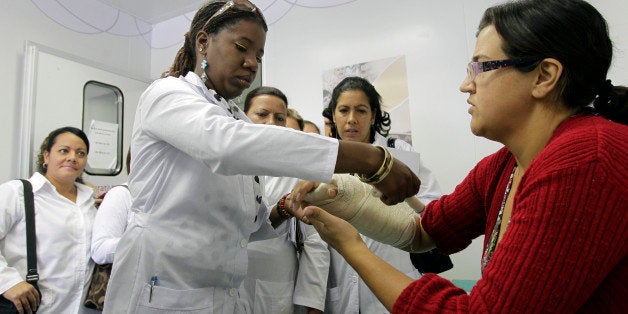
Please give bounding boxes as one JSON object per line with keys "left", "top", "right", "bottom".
{"left": 393, "top": 115, "right": 627, "bottom": 313}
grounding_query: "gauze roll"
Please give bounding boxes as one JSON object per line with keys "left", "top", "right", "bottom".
{"left": 304, "top": 174, "right": 417, "bottom": 250}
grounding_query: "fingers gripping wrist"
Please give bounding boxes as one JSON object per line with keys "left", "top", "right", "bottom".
{"left": 304, "top": 174, "right": 416, "bottom": 249}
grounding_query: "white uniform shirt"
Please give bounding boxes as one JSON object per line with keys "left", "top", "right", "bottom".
{"left": 242, "top": 174, "right": 333, "bottom": 313}
{"left": 293, "top": 223, "right": 330, "bottom": 312}
{"left": 324, "top": 134, "right": 442, "bottom": 314}
{"left": 239, "top": 176, "right": 298, "bottom": 314}
{"left": 104, "top": 72, "right": 338, "bottom": 313}
{"left": 91, "top": 183, "right": 132, "bottom": 264}
{"left": 0, "top": 173, "right": 97, "bottom": 313}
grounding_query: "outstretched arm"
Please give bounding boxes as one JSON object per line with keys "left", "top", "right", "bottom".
{"left": 300, "top": 141, "right": 421, "bottom": 206}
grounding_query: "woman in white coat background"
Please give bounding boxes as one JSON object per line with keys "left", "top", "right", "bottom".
{"left": 322, "top": 76, "right": 442, "bottom": 314}
{"left": 103, "top": 1, "right": 420, "bottom": 313}
{"left": 239, "top": 86, "right": 300, "bottom": 313}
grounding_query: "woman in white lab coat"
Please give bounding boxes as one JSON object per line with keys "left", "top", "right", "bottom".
{"left": 322, "top": 76, "right": 442, "bottom": 314}
{"left": 241, "top": 89, "right": 330, "bottom": 313}
{"left": 239, "top": 86, "right": 299, "bottom": 313}
{"left": 0, "top": 126, "right": 98, "bottom": 314}
{"left": 103, "top": 1, "right": 420, "bottom": 313}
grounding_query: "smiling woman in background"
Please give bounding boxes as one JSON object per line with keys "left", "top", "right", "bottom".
{"left": 0, "top": 126, "right": 97, "bottom": 314}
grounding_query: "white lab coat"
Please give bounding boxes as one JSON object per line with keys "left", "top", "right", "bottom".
{"left": 293, "top": 223, "right": 329, "bottom": 312}
{"left": 0, "top": 173, "right": 98, "bottom": 313}
{"left": 323, "top": 134, "right": 442, "bottom": 314}
{"left": 104, "top": 72, "right": 338, "bottom": 313}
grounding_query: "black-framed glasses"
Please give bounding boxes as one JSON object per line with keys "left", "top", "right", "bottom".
{"left": 466, "top": 58, "right": 540, "bottom": 81}
{"left": 202, "top": 0, "right": 266, "bottom": 30}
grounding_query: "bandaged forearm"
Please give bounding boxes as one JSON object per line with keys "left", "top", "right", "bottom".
{"left": 304, "top": 174, "right": 417, "bottom": 250}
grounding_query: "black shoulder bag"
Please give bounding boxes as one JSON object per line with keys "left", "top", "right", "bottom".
{"left": 386, "top": 138, "right": 454, "bottom": 274}
{"left": 0, "top": 180, "right": 41, "bottom": 313}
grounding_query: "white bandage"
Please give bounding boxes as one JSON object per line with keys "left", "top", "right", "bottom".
{"left": 304, "top": 174, "right": 417, "bottom": 250}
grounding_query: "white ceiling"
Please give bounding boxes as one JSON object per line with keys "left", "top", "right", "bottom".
{"left": 99, "top": 0, "right": 206, "bottom": 24}
{"left": 31, "top": 0, "right": 357, "bottom": 48}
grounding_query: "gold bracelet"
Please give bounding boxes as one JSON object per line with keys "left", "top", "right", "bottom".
{"left": 359, "top": 146, "right": 393, "bottom": 184}
{"left": 371, "top": 153, "right": 394, "bottom": 184}
{"left": 361, "top": 146, "right": 390, "bottom": 183}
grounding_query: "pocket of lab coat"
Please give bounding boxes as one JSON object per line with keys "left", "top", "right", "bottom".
{"left": 253, "top": 279, "right": 294, "bottom": 314}
{"left": 134, "top": 283, "right": 214, "bottom": 312}
{"left": 326, "top": 286, "right": 341, "bottom": 313}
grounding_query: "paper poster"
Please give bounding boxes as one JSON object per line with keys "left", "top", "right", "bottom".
{"left": 87, "top": 120, "right": 118, "bottom": 170}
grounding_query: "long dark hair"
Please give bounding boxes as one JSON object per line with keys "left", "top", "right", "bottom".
{"left": 480, "top": 0, "right": 626, "bottom": 124}
{"left": 162, "top": 1, "right": 268, "bottom": 78}
{"left": 326, "top": 76, "right": 391, "bottom": 143}
{"left": 36, "top": 126, "right": 90, "bottom": 177}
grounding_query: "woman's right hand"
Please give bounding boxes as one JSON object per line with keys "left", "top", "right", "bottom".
{"left": 374, "top": 157, "right": 421, "bottom": 205}
{"left": 335, "top": 141, "right": 420, "bottom": 205}
{"left": 2, "top": 281, "right": 40, "bottom": 314}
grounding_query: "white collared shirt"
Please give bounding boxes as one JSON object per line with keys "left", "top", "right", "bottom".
{"left": 91, "top": 183, "right": 132, "bottom": 264}
{"left": 0, "top": 172, "right": 97, "bottom": 313}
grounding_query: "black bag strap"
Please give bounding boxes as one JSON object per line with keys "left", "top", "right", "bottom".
{"left": 19, "top": 179, "right": 39, "bottom": 285}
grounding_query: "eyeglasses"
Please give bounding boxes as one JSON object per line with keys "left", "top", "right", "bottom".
{"left": 202, "top": 0, "right": 266, "bottom": 30}
{"left": 466, "top": 58, "right": 539, "bottom": 81}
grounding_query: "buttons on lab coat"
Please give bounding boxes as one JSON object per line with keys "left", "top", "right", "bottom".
{"left": 240, "top": 239, "right": 247, "bottom": 248}
{"left": 229, "top": 288, "right": 237, "bottom": 297}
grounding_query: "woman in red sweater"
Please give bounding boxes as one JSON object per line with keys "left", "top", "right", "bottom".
{"left": 296, "top": 0, "right": 628, "bottom": 312}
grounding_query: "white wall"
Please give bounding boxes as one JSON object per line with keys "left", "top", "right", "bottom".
{"left": 0, "top": 0, "right": 151, "bottom": 182}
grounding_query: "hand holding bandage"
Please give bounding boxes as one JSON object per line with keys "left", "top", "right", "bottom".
{"left": 303, "top": 174, "right": 419, "bottom": 251}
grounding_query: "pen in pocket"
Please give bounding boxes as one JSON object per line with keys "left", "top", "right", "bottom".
{"left": 149, "top": 276, "right": 158, "bottom": 303}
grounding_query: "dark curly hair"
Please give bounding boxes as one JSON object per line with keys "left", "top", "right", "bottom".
{"left": 326, "top": 76, "right": 391, "bottom": 143}
{"left": 36, "top": 126, "right": 90, "bottom": 181}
